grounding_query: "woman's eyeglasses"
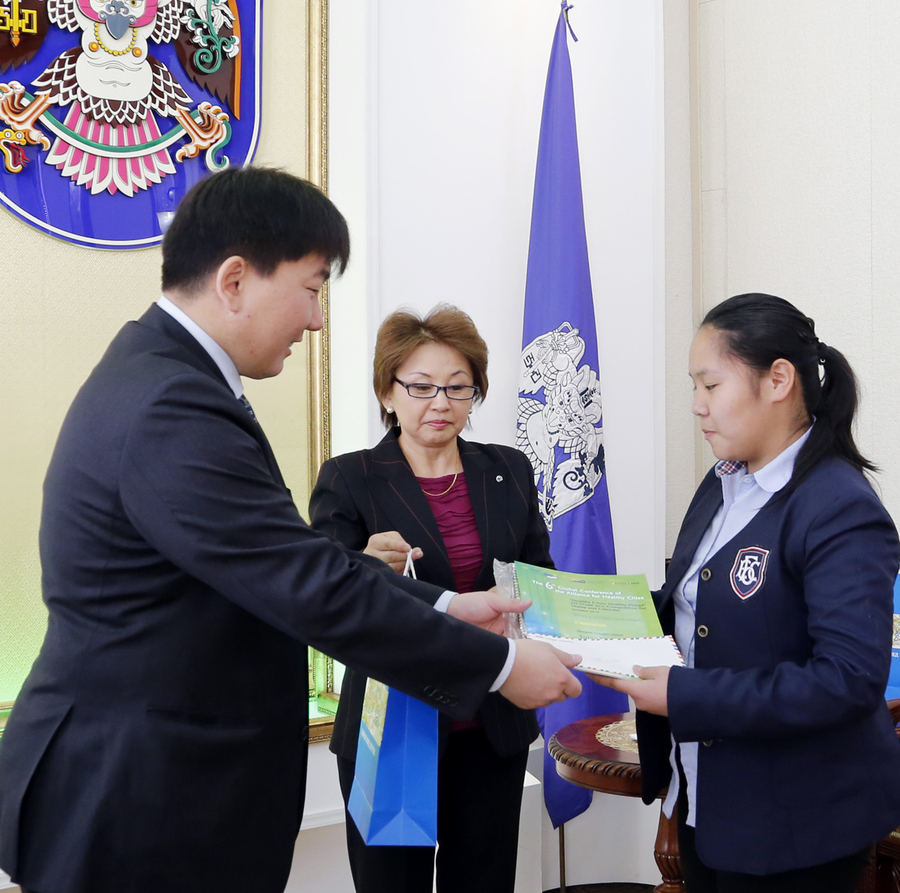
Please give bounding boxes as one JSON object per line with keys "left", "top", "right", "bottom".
{"left": 394, "top": 379, "right": 479, "bottom": 401}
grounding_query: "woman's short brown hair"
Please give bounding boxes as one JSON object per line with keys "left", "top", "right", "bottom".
{"left": 373, "top": 304, "right": 489, "bottom": 428}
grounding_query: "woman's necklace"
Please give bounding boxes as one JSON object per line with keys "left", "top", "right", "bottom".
{"left": 420, "top": 454, "right": 461, "bottom": 497}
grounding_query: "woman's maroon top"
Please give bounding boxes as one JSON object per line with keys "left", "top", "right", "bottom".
{"left": 419, "top": 472, "right": 484, "bottom": 731}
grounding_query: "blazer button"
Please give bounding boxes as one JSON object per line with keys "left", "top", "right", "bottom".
{"left": 697, "top": 625, "right": 709, "bottom": 638}
{"left": 496, "top": 475, "right": 504, "bottom": 482}
{"left": 703, "top": 740, "right": 714, "bottom": 747}
{"left": 700, "top": 568, "right": 712, "bottom": 582}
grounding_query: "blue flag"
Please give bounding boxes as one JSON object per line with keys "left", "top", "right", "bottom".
{"left": 516, "top": 2, "right": 628, "bottom": 828}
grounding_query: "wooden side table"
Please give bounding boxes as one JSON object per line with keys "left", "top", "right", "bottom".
{"left": 855, "top": 699, "right": 900, "bottom": 892}
{"left": 548, "top": 712, "right": 683, "bottom": 893}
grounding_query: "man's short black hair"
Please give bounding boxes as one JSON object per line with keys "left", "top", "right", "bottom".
{"left": 161, "top": 167, "right": 350, "bottom": 293}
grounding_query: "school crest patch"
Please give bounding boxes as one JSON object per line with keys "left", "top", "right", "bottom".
{"left": 729, "top": 546, "right": 769, "bottom": 600}
{"left": 0, "top": 0, "right": 261, "bottom": 248}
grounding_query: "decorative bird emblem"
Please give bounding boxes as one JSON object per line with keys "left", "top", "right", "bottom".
{"left": 0, "top": 0, "right": 241, "bottom": 196}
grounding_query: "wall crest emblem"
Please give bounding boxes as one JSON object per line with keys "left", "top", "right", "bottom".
{"left": 517, "top": 322, "right": 606, "bottom": 531}
{"left": 0, "top": 0, "right": 260, "bottom": 248}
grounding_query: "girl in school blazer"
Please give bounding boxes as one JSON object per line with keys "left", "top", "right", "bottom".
{"left": 601, "top": 294, "right": 900, "bottom": 893}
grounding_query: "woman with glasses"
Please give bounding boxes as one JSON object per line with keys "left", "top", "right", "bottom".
{"left": 309, "top": 304, "right": 552, "bottom": 893}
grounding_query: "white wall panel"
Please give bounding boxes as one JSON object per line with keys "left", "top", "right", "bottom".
{"left": 698, "top": 0, "right": 900, "bottom": 522}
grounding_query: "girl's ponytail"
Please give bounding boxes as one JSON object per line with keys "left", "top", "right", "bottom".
{"left": 702, "top": 294, "right": 874, "bottom": 487}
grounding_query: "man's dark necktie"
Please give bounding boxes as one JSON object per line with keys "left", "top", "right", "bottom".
{"left": 238, "top": 394, "right": 257, "bottom": 421}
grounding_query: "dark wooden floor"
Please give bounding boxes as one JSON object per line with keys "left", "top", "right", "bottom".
{"left": 545, "top": 884, "right": 654, "bottom": 892}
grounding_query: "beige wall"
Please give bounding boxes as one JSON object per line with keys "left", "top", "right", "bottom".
{"left": 664, "top": 0, "right": 697, "bottom": 554}
{"left": 0, "top": 0, "right": 313, "bottom": 702}
{"left": 0, "top": 203, "right": 162, "bottom": 701}
{"left": 692, "top": 0, "right": 900, "bottom": 526}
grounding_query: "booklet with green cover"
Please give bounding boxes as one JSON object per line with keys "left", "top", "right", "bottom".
{"left": 501, "top": 560, "right": 684, "bottom": 679}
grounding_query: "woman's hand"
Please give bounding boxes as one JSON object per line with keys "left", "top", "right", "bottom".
{"left": 590, "top": 665, "right": 670, "bottom": 716}
{"left": 363, "top": 531, "right": 423, "bottom": 572}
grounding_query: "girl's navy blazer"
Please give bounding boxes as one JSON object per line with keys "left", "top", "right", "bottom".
{"left": 637, "top": 456, "right": 900, "bottom": 875}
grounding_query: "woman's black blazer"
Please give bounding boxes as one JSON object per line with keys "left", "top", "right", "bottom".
{"left": 309, "top": 428, "right": 553, "bottom": 760}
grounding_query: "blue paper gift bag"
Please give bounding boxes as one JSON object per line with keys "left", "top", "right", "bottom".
{"left": 348, "top": 678, "right": 438, "bottom": 846}
{"left": 886, "top": 575, "right": 900, "bottom": 700}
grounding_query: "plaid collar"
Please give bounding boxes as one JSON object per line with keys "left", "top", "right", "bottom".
{"left": 715, "top": 459, "right": 747, "bottom": 477}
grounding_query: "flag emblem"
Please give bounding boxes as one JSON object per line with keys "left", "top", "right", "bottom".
{"left": 517, "top": 322, "right": 605, "bottom": 530}
{"left": 729, "top": 547, "right": 769, "bottom": 599}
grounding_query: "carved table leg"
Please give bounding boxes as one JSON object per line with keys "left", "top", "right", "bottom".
{"left": 855, "top": 845, "right": 876, "bottom": 893}
{"left": 653, "top": 801, "right": 684, "bottom": 893}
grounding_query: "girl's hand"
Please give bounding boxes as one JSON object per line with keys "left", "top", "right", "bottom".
{"left": 590, "top": 665, "right": 670, "bottom": 716}
{"left": 363, "top": 531, "right": 423, "bottom": 573}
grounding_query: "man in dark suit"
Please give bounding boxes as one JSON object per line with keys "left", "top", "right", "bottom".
{"left": 0, "top": 167, "right": 581, "bottom": 893}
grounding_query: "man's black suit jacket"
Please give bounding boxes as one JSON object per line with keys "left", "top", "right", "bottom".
{"left": 309, "top": 429, "right": 551, "bottom": 761}
{"left": 0, "top": 306, "right": 509, "bottom": 893}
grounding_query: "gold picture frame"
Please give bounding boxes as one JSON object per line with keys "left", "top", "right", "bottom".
{"left": 0, "top": 702, "right": 12, "bottom": 739}
{"left": 305, "top": 0, "right": 337, "bottom": 742}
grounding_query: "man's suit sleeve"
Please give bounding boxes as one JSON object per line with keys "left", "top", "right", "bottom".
{"left": 118, "top": 375, "right": 505, "bottom": 715}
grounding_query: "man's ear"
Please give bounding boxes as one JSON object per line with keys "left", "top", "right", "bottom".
{"left": 768, "top": 358, "right": 797, "bottom": 403}
{"left": 213, "top": 256, "right": 250, "bottom": 312}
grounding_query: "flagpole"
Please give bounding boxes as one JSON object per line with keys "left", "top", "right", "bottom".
{"left": 518, "top": 0, "right": 629, "bottom": 841}
{"left": 559, "top": 822, "right": 567, "bottom": 893}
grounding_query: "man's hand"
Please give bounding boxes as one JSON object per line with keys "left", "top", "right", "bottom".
{"left": 590, "top": 665, "right": 670, "bottom": 716}
{"left": 448, "top": 591, "right": 532, "bottom": 635}
{"left": 499, "top": 639, "right": 583, "bottom": 709}
{"left": 363, "top": 531, "right": 423, "bottom": 573}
